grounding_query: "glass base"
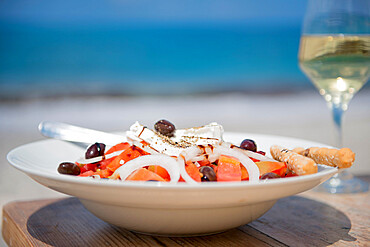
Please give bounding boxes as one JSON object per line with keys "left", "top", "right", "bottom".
{"left": 314, "top": 170, "right": 369, "bottom": 194}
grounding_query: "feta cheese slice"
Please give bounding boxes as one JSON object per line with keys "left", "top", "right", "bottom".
{"left": 126, "top": 121, "right": 224, "bottom": 156}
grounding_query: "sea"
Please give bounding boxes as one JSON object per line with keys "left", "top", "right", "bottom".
{"left": 0, "top": 22, "right": 321, "bottom": 99}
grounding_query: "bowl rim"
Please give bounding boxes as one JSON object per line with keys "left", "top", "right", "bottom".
{"left": 7, "top": 132, "right": 339, "bottom": 190}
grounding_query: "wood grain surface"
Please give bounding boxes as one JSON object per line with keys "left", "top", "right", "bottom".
{"left": 2, "top": 176, "right": 369, "bottom": 247}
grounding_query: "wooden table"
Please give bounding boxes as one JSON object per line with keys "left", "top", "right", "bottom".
{"left": 2, "top": 176, "right": 369, "bottom": 247}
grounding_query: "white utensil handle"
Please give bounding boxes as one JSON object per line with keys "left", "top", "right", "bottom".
{"left": 38, "top": 121, "right": 126, "bottom": 146}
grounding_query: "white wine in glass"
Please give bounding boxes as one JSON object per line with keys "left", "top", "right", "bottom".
{"left": 298, "top": 0, "right": 369, "bottom": 193}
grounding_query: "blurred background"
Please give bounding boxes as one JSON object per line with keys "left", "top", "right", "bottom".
{"left": 1, "top": 0, "right": 315, "bottom": 99}
{"left": 0, "top": 1, "right": 369, "bottom": 238}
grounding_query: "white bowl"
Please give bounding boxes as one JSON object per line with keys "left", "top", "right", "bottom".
{"left": 7, "top": 132, "right": 337, "bottom": 236}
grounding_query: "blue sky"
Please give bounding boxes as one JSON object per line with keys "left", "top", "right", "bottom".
{"left": 0, "top": 0, "right": 307, "bottom": 26}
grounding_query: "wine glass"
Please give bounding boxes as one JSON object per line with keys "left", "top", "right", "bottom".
{"left": 298, "top": 0, "right": 369, "bottom": 193}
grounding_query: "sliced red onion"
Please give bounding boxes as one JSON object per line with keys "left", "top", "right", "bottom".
{"left": 232, "top": 147, "right": 276, "bottom": 162}
{"left": 130, "top": 140, "right": 160, "bottom": 154}
{"left": 221, "top": 142, "right": 232, "bottom": 148}
{"left": 207, "top": 153, "right": 219, "bottom": 163}
{"left": 180, "top": 145, "right": 202, "bottom": 161}
{"left": 76, "top": 142, "right": 159, "bottom": 165}
{"left": 178, "top": 157, "right": 198, "bottom": 184}
{"left": 204, "top": 145, "right": 213, "bottom": 155}
{"left": 189, "top": 154, "right": 206, "bottom": 162}
{"left": 76, "top": 150, "right": 125, "bottom": 164}
{"left": 178, "top": 146, "right": 205, "bottom": 184}
{"left": 112, "top": 154, "right": 180, "bottom": 183}
{"left": 76, "top": 156, "right": 102, "bottom": 164}
{"left": 213, "top": 146, "right": 260, "bottom": 182}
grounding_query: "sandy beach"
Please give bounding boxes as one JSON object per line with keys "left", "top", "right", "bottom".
{"left": 1, "top": 90, "right": 369, "bottom": 244}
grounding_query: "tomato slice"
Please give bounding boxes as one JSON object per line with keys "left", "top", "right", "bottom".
{"left": 80, "top": 163, "right": 98, "bottom": 173}
{"left": 105, "top": 142, "right": 130, "bottom": 155}
{"left": 107, "top": 145, "right": 149, "bottom": 172}
{"left": 242, "top": 161, "right": 288, "bottom": 179}
{"left": 148, "top": 165, "right": 170, "bottom": 181}
{"left": 217, "top": 155, "right": 242, "bottom": 182}
{"left": 126, "top": 168, "right": 166, "bottom": 182}
{"left": 79, "top": 170, "right": 95, "bottom": 177}
{"left": 255, "top": 161, "right": 287, "bottom": 177}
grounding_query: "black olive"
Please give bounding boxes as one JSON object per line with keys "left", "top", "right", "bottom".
{"left": 199, "top": 166, "right": 217, "bottom": 182}
{"left": 85, "top": 142, "right": 106, "bottom": 159}
{"left": 58, "top": 162, "right": 80, "bottom": 175}
{"left": 260, "top": 172, "right": 281, "bottom": 180}
{"left": 240, "top": 139, "right": 257, "bottom": 152}
{"left": 154, "top": 119, "right": 176, "bottom": 137}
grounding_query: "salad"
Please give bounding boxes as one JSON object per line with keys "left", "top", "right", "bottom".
{"left": 57, "top": 120, "right": 355, "bottom": 183}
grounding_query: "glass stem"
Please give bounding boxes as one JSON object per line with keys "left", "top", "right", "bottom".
{"left": 331, "top": 103, "right": 344, "bottom": 148}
